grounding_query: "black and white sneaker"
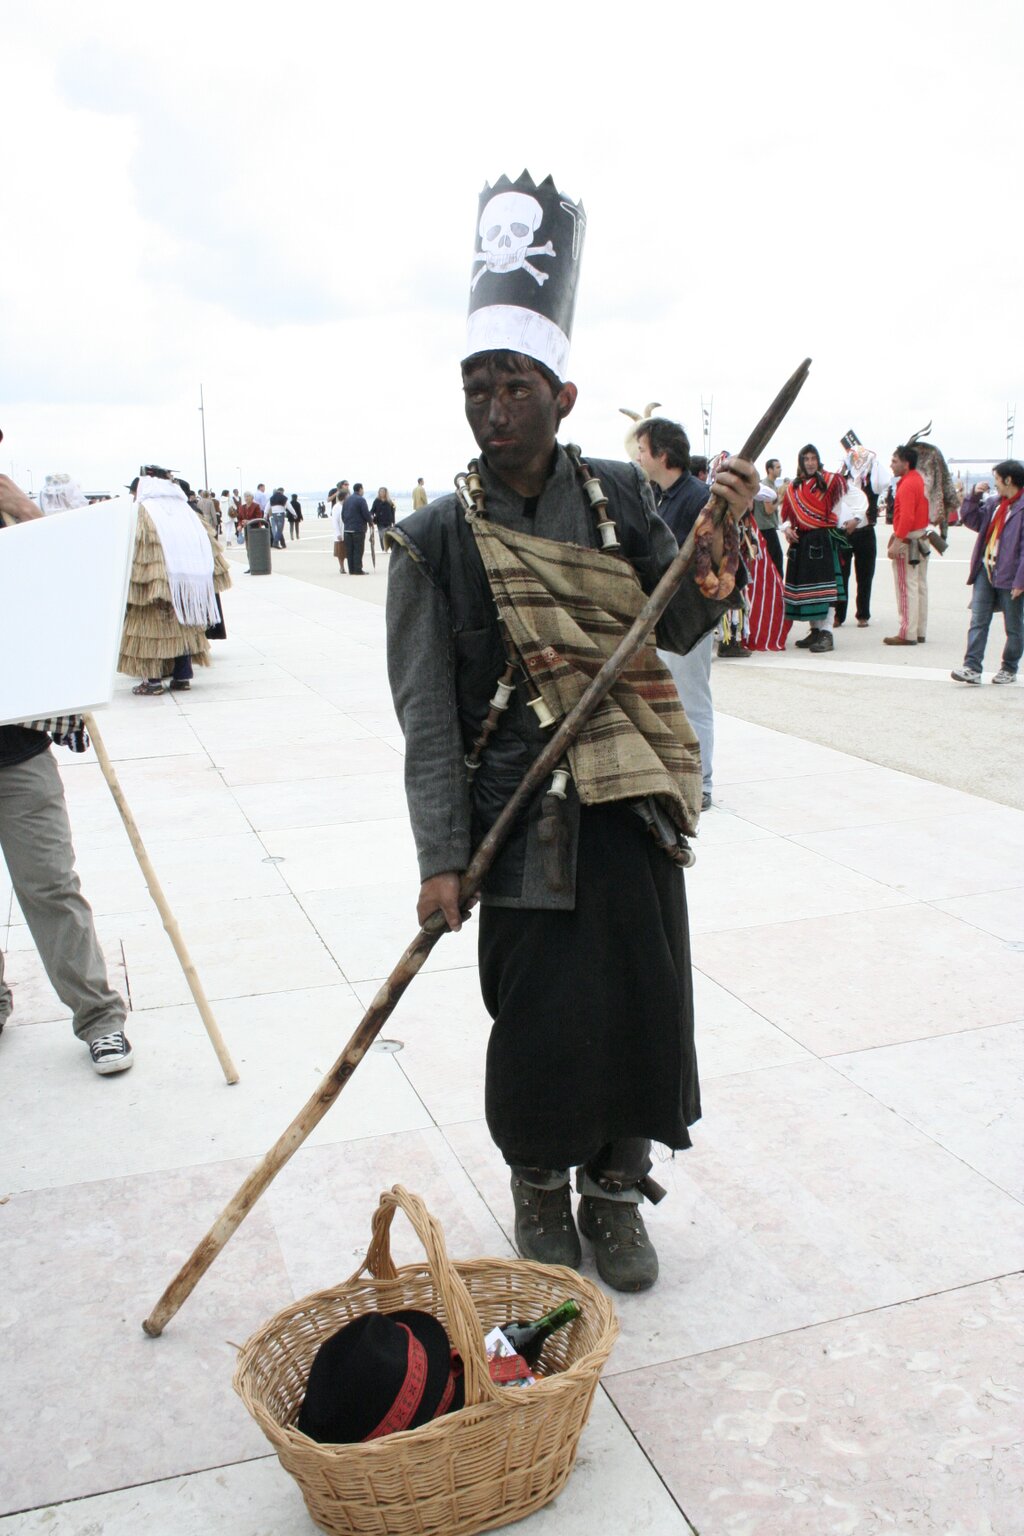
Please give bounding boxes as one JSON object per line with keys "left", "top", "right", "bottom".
{"left": 88, "top": 1031, "right": 134, "bottom": 1075}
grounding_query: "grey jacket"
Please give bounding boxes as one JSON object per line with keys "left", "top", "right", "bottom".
{"left": 385, "top": 446, "right": 730, "bottom": 908}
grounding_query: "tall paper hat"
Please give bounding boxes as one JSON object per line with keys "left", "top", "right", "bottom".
{"left": 464, "top": 171, "right": 586, "bottom": 381}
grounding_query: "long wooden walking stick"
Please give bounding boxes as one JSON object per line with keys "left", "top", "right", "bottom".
{"left": 142, "top": 358, "right": 811, "bottom": 1336}
{"left": 84, "top": 713, "right": 240, "bottom": 1086}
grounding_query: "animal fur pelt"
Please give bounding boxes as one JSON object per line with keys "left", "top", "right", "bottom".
{"left": 904, "top": 422, "right": 960, "bottom": 532}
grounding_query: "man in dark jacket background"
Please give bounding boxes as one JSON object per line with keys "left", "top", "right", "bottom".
{"left": 342, "top": 483, "right": 372, "bottom": 574}
{"left": 635, "top": 418, "right": 717, "bottom": 810}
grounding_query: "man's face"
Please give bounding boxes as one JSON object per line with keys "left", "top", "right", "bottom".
{"left": 890, "top": 453, "right": 907, "bottom": 477}
{"left": 766, "top": 460, "right": 780, "bottom": 481}
{"left": 462, "top": 358, "right": 570, "bottom": 478}
{"left": 994, "top": 472, "right": 1021, "bottom": 499}
{"left": 800, "top": 452, "right": 820, "bottom": 477}
{"left": 634, "top": 433, "right": 659, "bottom": 481}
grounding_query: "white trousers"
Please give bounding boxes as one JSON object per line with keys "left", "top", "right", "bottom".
{"left": 892, "top": 547, "right": 929, "bottom": 641}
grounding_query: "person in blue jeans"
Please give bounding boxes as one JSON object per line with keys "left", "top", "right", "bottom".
{"left": 267, "top": 488, "right": 289, "bottom": 549}
{"left": 952, "top": 460, "right": 1024, "bottom": 686}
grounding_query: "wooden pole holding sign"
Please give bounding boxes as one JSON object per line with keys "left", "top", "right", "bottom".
{"left": 83, "top": 713, "right": 240, "bottom": 1086}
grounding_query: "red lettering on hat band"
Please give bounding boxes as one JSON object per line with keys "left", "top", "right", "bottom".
{"left": 362, "top": 1325, "right": 430, "bottom": 1442}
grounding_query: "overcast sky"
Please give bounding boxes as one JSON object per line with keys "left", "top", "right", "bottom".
{"left": 3, "top": 0, "right": 1021, "bottom": 497}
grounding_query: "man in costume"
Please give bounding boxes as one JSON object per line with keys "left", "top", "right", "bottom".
{"left": 385, "top": 173, "right": 758, "bottom": 1291}
{"left": 634, "top": 417, "right": 716, "bottom": 810}
{"left": 781, "top": 445, "right": 848, "bottom": 651}
{"left": 883, "top": 444, "right": 931, "bottom": 646}
{"left": 951, "top": 460, "right": 1024, "bottom": 684}
{"left": 119, "top": 466, "right": 231, "bottom": 695}
{"left": 834, "top": 437, "right": 887, "bottom": 628}
{"left": 0, "top": 475, "right": 133, "bottom": 1074}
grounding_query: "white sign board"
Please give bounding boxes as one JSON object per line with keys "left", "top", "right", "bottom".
{"left": 0, "top": 498, "right": 138, "bottom": 725}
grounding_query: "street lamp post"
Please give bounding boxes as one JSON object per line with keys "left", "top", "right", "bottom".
{"left": 199, "top": 384, "right": 210, "bottom": 492}
{"left": 701, "top": 395, "right": 713, "bottom": 461}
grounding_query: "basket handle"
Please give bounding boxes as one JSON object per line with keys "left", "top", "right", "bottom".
{"left": 352, "top": 1185, "right": 506, "bottom": 1408}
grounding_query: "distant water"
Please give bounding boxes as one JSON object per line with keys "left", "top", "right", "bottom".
{"left": 296, "top": 492, "right": 417, "bottom": 519}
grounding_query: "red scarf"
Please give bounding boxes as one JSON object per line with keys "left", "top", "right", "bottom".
{"left": 783, "top": 471, "right": 845, "bottom": 531}
{"left": 984, "top": 497, "right": 1012, "bottom": 578}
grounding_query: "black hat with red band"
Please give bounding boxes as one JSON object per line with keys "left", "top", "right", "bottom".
{"left": 297, "top": 1309, "right": 465, "bottom": 1445}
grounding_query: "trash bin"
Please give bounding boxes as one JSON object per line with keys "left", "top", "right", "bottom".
{"left": 245, "top": 518, "right": 272, "bottom": 575}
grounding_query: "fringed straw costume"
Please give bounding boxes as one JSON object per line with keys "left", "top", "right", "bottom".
{"left": 118, "top": 478, "right": 230, "bottom": 678}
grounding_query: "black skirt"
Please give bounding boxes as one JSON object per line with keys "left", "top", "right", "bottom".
{"left": 478, "top": 802, "right": 699, "bottom": 1169}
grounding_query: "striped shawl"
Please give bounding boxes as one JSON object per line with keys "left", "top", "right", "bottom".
{"left": 471, "top": 517, "right": 702, "bottom": 835}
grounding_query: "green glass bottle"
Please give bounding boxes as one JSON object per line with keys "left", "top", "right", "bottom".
{"left": 499, "top": 1299, "right": 582, "bottom": 1368}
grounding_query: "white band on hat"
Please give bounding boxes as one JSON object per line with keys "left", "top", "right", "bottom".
{"left": 465, "top": 305, "right": 570, "bottom": 381}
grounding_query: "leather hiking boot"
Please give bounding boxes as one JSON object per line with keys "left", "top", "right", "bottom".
{"left": 578, "top": 1196, "right": 659, "bottom": 1292}
{"left": 510, "top": 1175, "right": 581, "bottom": 1268}
{"left": 808, "top": 630, "right": 834, "bottom": 653}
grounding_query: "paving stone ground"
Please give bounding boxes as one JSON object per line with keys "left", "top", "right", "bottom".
{"left": 2, "top": 550, "right": 1021, "bottom": 1536}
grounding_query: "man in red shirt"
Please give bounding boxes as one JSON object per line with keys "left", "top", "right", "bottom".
{"left": 884, "top": 444, "right": 931, "bottom": 645}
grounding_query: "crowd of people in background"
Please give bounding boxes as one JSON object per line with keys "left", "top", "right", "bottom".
{"left": 186, "top": 486, "right": 306, "bottom": 548}
{"left": 663, "top": 431, "right": 967, "bottom": 659}
{"left": 326, "top": 479, "right": 397, "bottom": 574}
{"left": 626, "top": 414, "right": 1024, "bottom": 808}
{"left": 154, "top": 478, "right": 416, "bottom": 573}
{"left": 24, "top": 438, "right": 1023, "bottom": 697}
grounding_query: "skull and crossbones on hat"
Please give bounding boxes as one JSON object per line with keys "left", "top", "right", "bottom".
{"left": 471, "top": 190, "right": 556, "bottom": 291}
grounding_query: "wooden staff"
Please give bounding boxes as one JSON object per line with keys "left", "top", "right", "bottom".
{"left": 84, "top": 713, "right": 240, "bottom": 1086}
{"left": 141, "top": 357, "right": 811, "bottom": 1336}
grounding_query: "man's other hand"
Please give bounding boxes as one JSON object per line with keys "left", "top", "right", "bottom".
{"left": 0, "top": 475, "right": 42, "bottom": 523}
{"left": 417, "top": 872, "right": 466, "bottom": 931}
{"left": 714, "top": 459, "right": 760, "bottom": 519}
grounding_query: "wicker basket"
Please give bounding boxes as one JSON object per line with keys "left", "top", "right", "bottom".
{"left": 234, "top": 1185, "right": 619, "bottom": 1536}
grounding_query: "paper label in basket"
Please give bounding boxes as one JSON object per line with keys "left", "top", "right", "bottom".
{"left": 484, "top": 1326, "right": 535, "bottom": 1387}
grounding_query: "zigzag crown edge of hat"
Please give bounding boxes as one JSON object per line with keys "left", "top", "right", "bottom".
{"left": 480, "top": 171, "right": 585, "bottom": 215}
